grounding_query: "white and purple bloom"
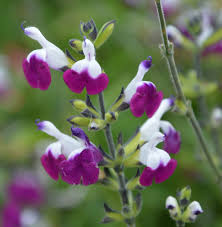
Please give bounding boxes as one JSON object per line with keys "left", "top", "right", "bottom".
{"left": 166, "top": 10, "right": 222, "bottom": 57}
{"left": 63, "top": 38, "right": 109, "bottom": 95}
{"left": 36, "top": 121, "right": 103, "bottom": 186}
{"left": 124, "top": 57, "right": 163, "bottom": 118}
{"left": 139, "top": 132, "right": 177, "bottom": 187}
{"left": 140, "top": 98, "right": 181, "bottom": 154}
{"left": 162, "top": 0, "right": 181, "bottom": 17}
{"left": 7, "top": 172, "right": 44, "bottom": 206}
{"left": 22, "top": 24, "right": 68, "bottom": 90}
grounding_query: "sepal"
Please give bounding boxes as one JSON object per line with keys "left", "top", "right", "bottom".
{"left": 126, "top": 169, "right": 144, "bottom": 191}
{"left": 105, "top": 112, "right": 119, "bottom": 123}
{"left": 111, "top": 87, "right": 129, "bottom": 112}
{"left": 88, "top": 119, "right": 106, "bottom": 131}
{"left": 69, "top": 39, "right": 83, "bottom": 54}
{"left": 132, "top": 193, "right": 143, "bottom": 217}
{"left": 80, "top": 19, "right": 98, "bottom": 41}
{"left": 101, "top": 203, "right": 123, "bottom": 224}
{"left": 94, "top": 20, "right": 116, "bottom": 49}
{"left": 202, "top": 28, "right": 222, "bottom": 48}
{"left": 177, "top": 186, "right": 191, "bottom": 209}
{"left": 67, "top": 116, "right": 91, "bottom": 126}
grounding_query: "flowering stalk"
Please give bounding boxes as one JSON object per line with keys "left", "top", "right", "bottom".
{"left": 98, "top": 92, "right": 136, "bottom": 227}
{"left": 154, "top": 0, "right": 222, "bottom": 181}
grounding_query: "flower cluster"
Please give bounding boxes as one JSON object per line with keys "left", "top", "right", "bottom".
{"left": 2, "top": 172, "right": 44, "bottom": 227}
{"left": 166, "top": 8, "right": 222, "bottom": 57}
{"left": 21, "top": 20, "right": 181, "bottom": 190}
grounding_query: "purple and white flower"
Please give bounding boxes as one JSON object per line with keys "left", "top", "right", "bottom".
{"left": 166, "top": 196, "right": 179, "bottom": 210}
{"left": 124, "top": 57, "right": 163, "bottom": 118}
{"left": 139, "top": 132, "right": 177, "bottom": 186}
{"left": 36, "top": 121, "right": 103, "bottom": 186}
{"left": 162, "top": 0, "right": 181, "bottom": 17}
{"left": 22, "top": 24, "right": 68, "bottom": 90}
{"left": 63, "top": 38, "right": 109, "bottom": 95}
{"left": 140, "top": 98, "right": 181, "bottom": 154}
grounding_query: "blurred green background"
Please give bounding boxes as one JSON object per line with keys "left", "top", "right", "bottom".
{"left": 1, "top": 0, "right": 222, "bottom": 226}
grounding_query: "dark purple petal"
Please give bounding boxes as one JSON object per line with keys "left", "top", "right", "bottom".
{"left": 202, "top": 41, "right": 222, "bottom": 57}
{"left": 130, "top": 93, "right": 146, "bottom": 117}
{"left": 85, "top": 73, "right": 109, "bottom": 95}
{"left": 139, "top": 167, "right": 155, "bottom": 187}
{"left": 63, "top": 69, "right": 109, "bottom": 95}
{"left": 155, "top": 159, "right": 177, "bottom": 184}
{"left": 71, "top": 127, "right": 90, "bottom": 145}
{"left": 140, "top": 159, "right": 177, "bottom": 187}
{"left": 63, "top": 69, "right": 85, "bottom": 93}
{"left": 60, "top": 149, "right": 99, "bottom": 186}
{"left": 130, "top": 83, "right": 163, "bottom": 118}
{"left": 22, "top": 56, "right": 51, "bottom": 90}
{"left": 41, "top": 150, "right": 66, "bottom": 181}
{"left": 8, "top": 174, "right": 44, "bottom": 206}
{"left": 164, "top": 129, "right": 181, "bottom": 154}
{"left": 2, "top": 202, "right": 21, "bottom": 227}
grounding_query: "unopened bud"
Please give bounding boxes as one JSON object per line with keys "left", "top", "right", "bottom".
{"left": 182, "top": 201, "right": 203, "bottom": 223}
{"left": 166, "top": 196, "right": 181, "bottom": 221}
{"left": 211, "top": 108, "right": 222, "bottom": 128}
{"left": 177, "top": 186, "right": 191, "bottom": 208}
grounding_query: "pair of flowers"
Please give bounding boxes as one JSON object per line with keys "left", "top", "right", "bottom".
{"left": 22, "top": 25, "right": 163, "bottom": 118}
{"left": 37, "top": 98, "right": 180, "bottom": 187}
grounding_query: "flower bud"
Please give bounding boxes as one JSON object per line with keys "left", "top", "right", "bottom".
{"left": 182, "top": 201, "right": 203, "bottom": 223}
{"left": 166, "top": 196, "right": 181, "bottom": 221}
{"left": 177, "top": 186, "right": 191, "bottom": 208}
{"left": 211, "top": 108, "right": 222, "bottom": 128}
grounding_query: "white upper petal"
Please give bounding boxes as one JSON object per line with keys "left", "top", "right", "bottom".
{"left": 24, "top": 26, "right": 68, "bottom": 69}
{"left": 124, "top": 62, "right": 151, "bottom": 103}
{"left": 68, "top": 147, "right": 85, "bottom": 160}
{"left": 82, "top": 39, "right": 96, "bottom": 61}
{"left": 188, "top": 201, "right": 203, "bottom": 214}
{"left": 45, "top": 141, "right": 62, "bottom": 159}
{"left": 26, "top": 49, "right": 46, "bottom": 62}
{"left": 39, "top": 121, "right": 83, "bottom": 157}
{"left": 139, "top": 132, "right": 169, "bottom": 169}
{"left": 160, "top": 120, "right": 175, "bottom": 134}
{"left": 152, "top": 98, "right": 173, "bottom": 120}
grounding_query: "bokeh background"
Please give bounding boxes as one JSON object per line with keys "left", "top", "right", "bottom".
{"left": 1, "top": 0, "right": 222, "bottom": 226}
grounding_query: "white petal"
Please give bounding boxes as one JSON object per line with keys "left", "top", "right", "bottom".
{"left": 166, "top": 25, "right": 183, "bottom": 45}
{"left": 27, "top": 49, "right": 46, "bottom": 62}
{"left": 82, "top": 39, "right": 95, "bottom": 61}
{"left": 46, "top": 141, "right": 62, "bottom": 159}
{"left": 146, "top": 148, "right": 170, "bottom": 169}
{"left": 140, "top": 118, "right": 160, "bottom": 142}
{"left": 160, "top": 120, "right": 175, "bottom": 134}
{"left": 139, "top": 132, "right": 166, "bottom": 167}
{"left": 153, "top": 98, "right": 174, "bottom": 120}
{"left": 124, "top": 61, "right": 151, "bottom": 103}
{"left": 21, "top": 209, "right": 39, "bottom": 226}
{"left": 166, "top": 196, "right": 178, "bottom": 209}
{"left": 87, "top": 60, "right": 102, "bottom": 78}
{"left": 38, "top": 121, "right": 82, "bottom": 157}
{"left": 24, "top": 26, "right": 68, "bottom": 69}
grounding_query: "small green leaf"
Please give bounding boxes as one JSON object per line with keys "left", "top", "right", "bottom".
{"left": 202, "top": 28, "right": 222, "bottom": 48}
{"left": 94, "top": 20, "right": 116, "bottom": 49}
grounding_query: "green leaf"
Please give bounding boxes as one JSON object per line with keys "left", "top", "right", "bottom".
{"left": 94, "top": 20, "right": 116, "bottom": 49}
{"left": 202, "top": 28, "right": 222, "bottom": 48}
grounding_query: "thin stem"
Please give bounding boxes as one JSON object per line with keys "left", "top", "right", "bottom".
{"left": 98, "top": 92, "right": 136, "bottom": 227}
{"left": 154, "top": 0, "right": 222, "bottom": 182}
{"left": 176, "top": 221, "right": 185, "bottom": 227}
{"left": 211, "top": 127, "right": 222, "bottom": 161}
{"left": 194, "top": 51, "right": 208, "bottom": 127}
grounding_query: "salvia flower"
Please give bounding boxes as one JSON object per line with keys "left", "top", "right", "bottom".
{"left": 166, "top": 196, "right": 179, "bottom": 210}
{"left": 124, "top": 57, "right": 163, "bottom": 118}
{"left": 162, "top": 0, "right": 181, "bottom": 17}
{"left": 139, "top": 132, "right": 177, "bottom": 186}
{"left": 140, "top": 98, "right": 181, "bottom": 154}
{"left": 36, "top": 121, "right": 103, "bottom": 185}
{"left": 166, "top": 9, "right": 222, "bottom": 57}
{"left": 63, "top": 38, "right": 109, "bottom": 95}
{"left": 7, "top": 172, "right": 44, "bottom": 206}
{"left": 22, "top": 24, "right": 68, "bottom": 90}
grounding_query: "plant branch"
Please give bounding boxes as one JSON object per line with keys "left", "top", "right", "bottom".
{"left": 154, "top": 0, "right": 222, "bottom": 182}
{"left": 98, "top": 92, "right": 136, "bottom": 227}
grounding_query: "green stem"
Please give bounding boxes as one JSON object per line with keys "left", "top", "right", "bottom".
{"left": 154, "top": 0, "right": 222, "bottom": 182}
{"left": 98, "top": 92, "right": 136, "bottom": 227}
{"left": 176, "top": 221, "right": 185, "bottom": 227}
{"left": 194, "top": 51, "right": 208, "bottom": 127}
